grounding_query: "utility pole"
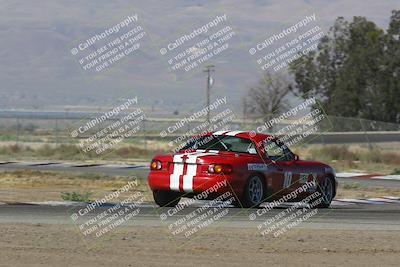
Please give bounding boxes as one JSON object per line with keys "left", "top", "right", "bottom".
{"left": 203, "top": 64, "right": 215, "bottom": 123}
{"left": 242, "top": 97, "right": 248, "bottom": 124}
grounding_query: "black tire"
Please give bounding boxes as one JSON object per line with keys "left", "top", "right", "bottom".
{"left": 239, "top": 175, "right": 265, "bottom": 208}
{"left": 315, "top": 176, "right": 334, "bottom": 208}
{"left": 153, "top": 190, "right": 181, "bottom": 207}
{"left": 231, "top": 197, "right": 243, "bottom": 208}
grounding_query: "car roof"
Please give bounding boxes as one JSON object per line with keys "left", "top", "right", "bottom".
{"left": 202, "top": 131, "right": 274, "bottom": 143}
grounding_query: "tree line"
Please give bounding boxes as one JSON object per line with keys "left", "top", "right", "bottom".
{"left": 246, "top": 10, "right": 399, "bottom": 124}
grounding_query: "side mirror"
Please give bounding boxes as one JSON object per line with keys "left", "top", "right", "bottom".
{"left": 294, "top": 154, "right": 300, "bottom": 161}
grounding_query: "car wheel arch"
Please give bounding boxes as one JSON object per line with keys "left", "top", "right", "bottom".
{"left": 325, "top": 173, "right": 337, "bottom": 198}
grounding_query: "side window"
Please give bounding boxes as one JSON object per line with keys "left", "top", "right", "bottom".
{"left": 263, "top": 139, "right": 294, "bottom": 161}
{"left": 263, "top": 139, "right": 284, "bottom": 161}
{"left": 246, "top": 142, "right": 257, "bottom": 154}
{"left": 277, "top": 139, "right": 294, "bottom": 161}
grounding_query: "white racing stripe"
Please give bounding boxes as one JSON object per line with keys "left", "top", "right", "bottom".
{"left": 223, "top": 131, "right": 245, "bottom": 136}
{"left": 170, "top": 151, "right": 218, "bottom": 192}
{"left": 170, "top": 155, "right": 184, "bottom": 191}
{"left": 182, "top": 153, "right": 205, "bottom": 192}
{"left": 182, "top": 152, "right": 218, "bottom": 192}
{"left": 213, "top": 131, "right": 227, "bottom": 135}
{"left": 182, "top": 163, "right": 197, "bottom": 192}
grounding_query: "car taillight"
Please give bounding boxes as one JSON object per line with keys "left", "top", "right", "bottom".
{"left": 208, "top": 164, "right": 232, "bottom": 174}
{"left": 150, "top": 160, "right": 162, "bottom": 170}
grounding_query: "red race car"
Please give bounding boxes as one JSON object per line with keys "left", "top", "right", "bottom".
{"left": 148, "top": 131, "right": 337, "bottom": 208}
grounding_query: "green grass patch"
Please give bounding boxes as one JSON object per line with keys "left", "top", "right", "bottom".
{"left": 391, "top": 168, "right": 400, "bottom": 175}
{"left": 60, "top": 191, "right": 92, "bottom": 202}
{"left": 341, "top": 182, "right": 361, "bottom": 190}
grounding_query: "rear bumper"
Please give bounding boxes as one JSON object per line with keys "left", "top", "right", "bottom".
{"left": 148, "top": 172, "right": 234, "bottom": 194}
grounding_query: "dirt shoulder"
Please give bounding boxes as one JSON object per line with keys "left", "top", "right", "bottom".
{"left": 0, "top": 223, "right": 399, "bottom": 267}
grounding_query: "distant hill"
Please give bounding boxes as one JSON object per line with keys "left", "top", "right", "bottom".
{"left": 0, "top": 0, "right": 397, "bottom": 112}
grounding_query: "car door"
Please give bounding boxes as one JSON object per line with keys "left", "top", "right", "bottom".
{"left": 263, "top": 138, "right": 300, "bottom": 196}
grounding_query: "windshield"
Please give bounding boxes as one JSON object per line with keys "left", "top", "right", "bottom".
{"left": 181, "top": 135, "right": 257, "bottom": 154}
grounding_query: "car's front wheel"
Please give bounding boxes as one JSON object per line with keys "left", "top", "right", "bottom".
{"left": 316, "top": 177, "right": 334, "bottom": 208}
{"left": 153, "top": 190, "right": 181, "bottom": 207}
{"left": 238, "top": 175, "right": 265, "bottom": 208}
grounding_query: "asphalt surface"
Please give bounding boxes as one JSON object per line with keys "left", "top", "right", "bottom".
{"left": 1, "top": 203, "right": 400, "bottom": 231}
{"left": 1, "top": 162, "right": 400, "bottom": 188}
{"left": 1, "top": 161, "right": 399, "bottom": 232}
{"left": 0, "top": 162, "right": 149, "bottom": 178}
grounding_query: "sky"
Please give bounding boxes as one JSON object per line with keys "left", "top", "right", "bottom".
{"left": 0, "top": 0, "right": 398, "bottom": 114}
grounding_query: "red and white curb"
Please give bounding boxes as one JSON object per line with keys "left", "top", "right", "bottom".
{"left": 333, "top": 196, "right": 400, "bottom": 205}
{"left": 0, "top": 201, "right": 157, "bottom": 208}
{"left": 0, "top": 161, "right": 148, "bottom": 169}
{"left": 337, "top": 172, "right": 400, "bottom": 181}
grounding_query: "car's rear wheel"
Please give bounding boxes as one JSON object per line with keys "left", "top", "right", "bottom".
{"left": 316, "top": 176, "right": 334, "bottom": 208}
{"left": 153, "top": 190, "right": 181, "bottom": 207}
{"left": 239, "top": 175, "right": 265, "bottom": 208}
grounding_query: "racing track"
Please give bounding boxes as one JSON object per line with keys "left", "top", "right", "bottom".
{"left": 1, "top": 202, "right": 400, "bottom": 231}
{"left": 2, "top": 161, "right": 400, "bottom": 232}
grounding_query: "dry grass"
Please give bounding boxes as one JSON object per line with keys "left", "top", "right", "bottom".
{"left": 1, "top": 141, "right": 399, "bottom": 175}
{"left": 0, "top": 170, "right": 151, "bottom": 203}
{"left": 297, "top": 143, "right": 400, "bottom": 174}
{"left": 337, "top": 182, "right": 400, "bottom": 199}
{"left": 0, "top": 143, "right": 166, "bottom": 161}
